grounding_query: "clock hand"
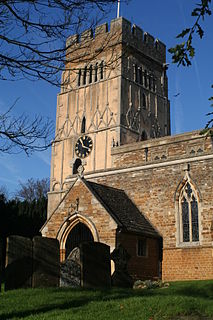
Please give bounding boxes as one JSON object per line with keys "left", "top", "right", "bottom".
{"left": 83, "top": 145, "right": 90, "bottom": 150}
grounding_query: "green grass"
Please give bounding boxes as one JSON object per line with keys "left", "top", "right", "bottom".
{"left": 0, "top": 281, "right": 213, "bottom": 320}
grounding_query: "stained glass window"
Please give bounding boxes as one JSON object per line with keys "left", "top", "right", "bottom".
{"left": 179, "top": 181, "right": 199, "bottom": 243}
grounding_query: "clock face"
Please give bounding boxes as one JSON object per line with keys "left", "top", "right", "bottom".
{"left": 75, "top": 135, "right": 93, "bottom": 158}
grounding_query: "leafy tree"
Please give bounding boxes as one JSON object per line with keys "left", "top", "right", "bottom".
{"left": 168, "top": 0, "right": 213, "bottom": 134}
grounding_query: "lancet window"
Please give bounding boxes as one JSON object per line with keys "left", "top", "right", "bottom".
{"left": 179, "top": 181, "right": 199, "bottom": 243}
{"left": 77, "top": 61, "right": 105, "bottom": 87}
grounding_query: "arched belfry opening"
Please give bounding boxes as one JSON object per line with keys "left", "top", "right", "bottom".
{"left": 65, "top": 222, "right": 94, "bottom": 258}
{"left": 81, "top": 116, "right": 86, "bottom": 133}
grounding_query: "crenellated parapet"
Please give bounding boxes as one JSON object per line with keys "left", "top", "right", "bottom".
{"left": 66, "top": 17, "right": 166, "bottom": 64}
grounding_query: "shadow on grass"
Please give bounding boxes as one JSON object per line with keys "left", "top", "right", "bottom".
{"left": 0, "top": 297, "right": 92, "bottom": 320}
{"left": 0, "top": 281, "right": 213, "bottom": 320}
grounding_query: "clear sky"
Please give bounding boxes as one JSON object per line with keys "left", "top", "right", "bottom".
{"left": 0, "top": 0, "right": 212, "bottom": 197}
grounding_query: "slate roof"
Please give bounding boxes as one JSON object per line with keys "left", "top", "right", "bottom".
{"left": 84, "top": 179, "right": 160, "bottom": 238}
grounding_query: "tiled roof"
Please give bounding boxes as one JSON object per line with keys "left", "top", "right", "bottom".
{"left": 84, "top": 179, "right": 160, "bottom": 238}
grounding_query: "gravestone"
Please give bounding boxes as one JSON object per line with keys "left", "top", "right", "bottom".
{"left": 60, "top": 247, "right": 81, "bottom": 287}
{"left": 111, "top": 244, "right": 133, "bottom": 288}
{"left": 80, "top": 242, "right": 111, "bottom": 288}
{"left": 5, "top": 235, "right": 33, "bottom": 290}
{"left": 32, "top": 236, "right": 60, "bottom": 288}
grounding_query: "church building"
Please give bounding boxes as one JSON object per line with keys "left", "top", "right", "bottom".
{"left": 41, "top": 17, "right": 213, "bottom": 281}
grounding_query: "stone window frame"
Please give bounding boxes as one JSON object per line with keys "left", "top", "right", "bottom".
{"left": 132, "top": 61, "right": 157, "bottom": 93}
{"left": 77, "top": 60, "right": 105, "bottom": 87}
{"left": 175, "top": 174, "right": 202, "bottom": 248}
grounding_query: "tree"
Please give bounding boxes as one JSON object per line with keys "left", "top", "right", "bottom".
{"left": 0, "top": 0, "right": 118, "bottom": 84}
{"left": 168, "top": 0, "right": 213, "bottom": 135}
{"left": 0, "top": 0, "right": 119, "bottom": 154}
{"left": 0, "top": 100, "right": 54, "bottom": 155}
{"left": 15, "top": 178, "right": 49, "bottom": 202}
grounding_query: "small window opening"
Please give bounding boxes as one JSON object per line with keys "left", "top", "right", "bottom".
{"left": 73, "top": 158, "right": 82, "bottom": 175}
{"left": 144, "top": 70, "right": 148, "bottom": 87}
{"left": 89, "top": 65, "right": 93, "bottom": 84}
{"left": 142, "top": 93, "right": 146, "bottom": 109}
{"left": 94, "top": 63, "right": 98, "bottom": 82}
{"left": 139, "top": 67, "right": 143, "bottom": 85}
{"left": 78, "top": 69, "right": 81, "bottom": 87}
{"left": 134, "top": 64, "right": 138, "bottom": 83}
{"left": 83, "top": 66, "right": 87, "bottom": 85}
{"left": 100, "top": 61, "right": 104, "bottom": 80}
{"left": 144, "top": 33, "right": 147, "bottom": 43}
{"left": 141, "top": 130, "right": 147, "bottom": 141}
{"left": 81, "top": 116, "right": 86, "bottom": 134}
{"left": 137, "top": 239, "right": 147, "bottom": 256}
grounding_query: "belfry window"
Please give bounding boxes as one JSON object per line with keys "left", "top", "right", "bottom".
{"left": 83, "top": 66, "right": 87, "bottom": 85}
{"left": 139, "top": 67, "right": 143, "bottom": 85}
{"left": 78, "top": 69, "right": 81, "bottom": 87}
{"left": 89, "top": 65, "right": 93, "bottom": 84}
{"left": 134, "top": 64, "right": 138, "bottom": 83}
{"left": 179, "top": 182, "right": 199, "bottom": 243}
{"left": 94, "top": 63, "right": 98, "bottom": 82}
{"left": 81, "top": 116, "right": 86, "bottom": 134}
{"left": 100, "top": 61, "right": 104, "bottom": 80}
{"left": 142, "top": 93, "right": 146, "bottom": 109}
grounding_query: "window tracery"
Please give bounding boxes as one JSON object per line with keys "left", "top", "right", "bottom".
{"left": 179, "top": 181, "right": 199, "bottom": 244}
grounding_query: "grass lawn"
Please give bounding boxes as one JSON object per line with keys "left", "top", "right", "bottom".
{"left": 0, "top": 280, "right": 213, "bottom": 320}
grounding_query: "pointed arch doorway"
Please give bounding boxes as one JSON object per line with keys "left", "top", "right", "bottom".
{"left": 65, "top": 222, "right": 94, "bottom": 259}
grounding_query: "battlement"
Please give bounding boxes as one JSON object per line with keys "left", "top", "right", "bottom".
{"left": 66, "top": 17, "right": 166, "bottom": 64}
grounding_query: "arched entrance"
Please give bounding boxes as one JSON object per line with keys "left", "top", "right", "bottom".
{"left": 65, "top": 222, "right": 94, "bottom": 258}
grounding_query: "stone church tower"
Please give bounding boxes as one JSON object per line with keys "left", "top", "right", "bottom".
{"left": 43, "top": 17, "right": 213, "bottom": 282}
{"left": 49, "top": 17, "right": 170, "bottom": 215}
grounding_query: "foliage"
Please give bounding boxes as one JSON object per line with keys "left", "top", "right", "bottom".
{"left": 15, "top": 177, "right": 49, "bottom": 202}
{"left": 169, "top": 0, "right": 213, "bottom": 134}
{"left": 0, "top": 281, "right": 213, "bottom": 319}
{"left": 0, "top": 178, "right": 48, "bottom": 241}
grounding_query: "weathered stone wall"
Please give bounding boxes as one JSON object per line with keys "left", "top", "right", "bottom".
{"left": 42, "top": 179, "right": 117, "bottom": 260}
{"left": 118, "top": 232, "right": 160, "bottom": 280}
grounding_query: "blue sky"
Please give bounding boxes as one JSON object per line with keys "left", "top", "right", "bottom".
{"left": 0, "top": 0, "right": 212, "bottom": 197}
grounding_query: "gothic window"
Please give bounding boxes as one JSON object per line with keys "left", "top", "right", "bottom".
{"left": 144, "top": 32, "right": 147, "bottom": 43}
{"left": 78, "top": 69, "right": 81, "bottom": 86}
{"left": 153, "top": 77, "right": 156, "bottom": 92}
{"left": 89, "top": 65, "right": 93, "bottom": 83}
{"left": 94, "top": 63, "right": 98, "bottom": 82}
{"left": 179, "top": 182, "right": 199, "bottom": 244}
{"left": 100, "top": 61, "right": 104, "bottom": 80}
{"left": 83, "top": 66, "right": 87, "bottom": 85}
{"left": 81, "top": 116, "right": 86, "bottom": 133}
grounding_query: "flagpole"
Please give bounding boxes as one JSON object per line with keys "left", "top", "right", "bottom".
{"left": 117, "top": 0, "right": 120, "bottom": 18}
